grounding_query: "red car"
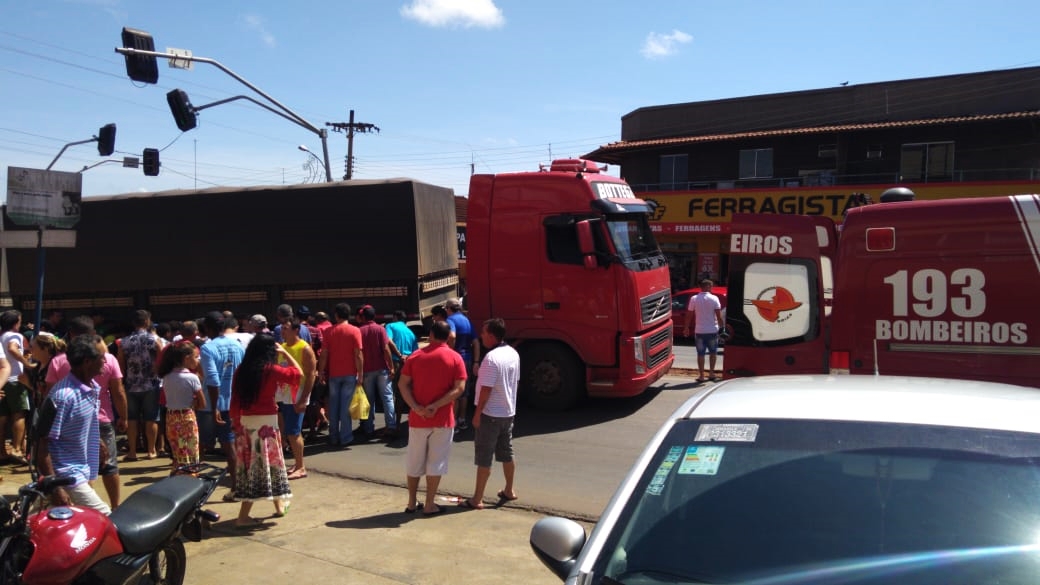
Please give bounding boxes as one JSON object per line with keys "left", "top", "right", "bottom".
{"left": 672, "top": 286, "right": 728, "bottom": 341}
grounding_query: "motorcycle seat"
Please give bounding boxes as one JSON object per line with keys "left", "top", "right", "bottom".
{"left": 109, "top": 475, "right": 209, "bottom": 555}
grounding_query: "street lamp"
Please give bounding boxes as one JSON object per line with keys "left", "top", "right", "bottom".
{"left": 298, "top": 145, "right": 327, "bottom": 173}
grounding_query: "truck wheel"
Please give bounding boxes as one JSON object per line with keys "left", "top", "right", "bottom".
{"left": 520, "top": 344, "right": 584, "bottom": 411}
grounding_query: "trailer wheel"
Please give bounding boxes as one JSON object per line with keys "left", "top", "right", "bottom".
{"left": 520, "top": 343, "right": 584, "bottom": 411}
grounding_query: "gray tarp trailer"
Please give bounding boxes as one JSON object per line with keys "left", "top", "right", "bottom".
{"left": 1, "top": 179, "right": 459, "bottom": 328}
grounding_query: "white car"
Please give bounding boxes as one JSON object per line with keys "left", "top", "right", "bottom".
{"left": 531, "top": 375, "right": 1040, "bottom": 585}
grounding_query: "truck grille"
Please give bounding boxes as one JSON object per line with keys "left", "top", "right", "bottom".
{"left": 646, "top": 327, "right": 672, "bottom": 370}
{"left": 640, "top": 290, "right": 671, "bottom": 326}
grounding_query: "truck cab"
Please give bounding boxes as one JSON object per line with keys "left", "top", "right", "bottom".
{"left": 466, "top": 159, "right": 674, "bottom": 410}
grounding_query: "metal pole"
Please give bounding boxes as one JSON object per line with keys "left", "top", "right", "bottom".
{"left": 114, "top": 48, "right": 320, "bottom": 134}
{"left": 345, "top": 110, "right": 355, "bottom": 180}
{"left": 320, "top": 129, "right": 333, "bottom": 182}
{"left": 47, "top": 138, "right": 97, "bottom": 171}
{"left": 34, "top": 226, "right": 45, "bottom": 337}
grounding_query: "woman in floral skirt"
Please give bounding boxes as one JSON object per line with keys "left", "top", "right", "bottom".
{"left": 230, "top": 333, "right": 301, "bottom": 527}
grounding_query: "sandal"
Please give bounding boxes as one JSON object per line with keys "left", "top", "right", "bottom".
{"left": 274, "top": 502, "right": 291, "bottom": 517}
{"left": 234, "top": 517, "right": 263, "bottom": 530}
{"left": 222, "top": 492, "right": 237, "bottom": 503}
{"left": 458, "top": 499, "right": 483, "bottom": 510}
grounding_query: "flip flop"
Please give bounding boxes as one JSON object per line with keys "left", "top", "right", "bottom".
{"left": 234, "top": 517, "right": 263, "bottom": 530}
{"left": 458, "top": 499, "right": 483, "bottom": 510}
{"left": 404, "top": 502, "right": 423, "bottom": 514}
{"left": 287, "top": 469, "right": 308, "bottom": 480}
{"left": 274, "top": 502, "right": 291, "bottom": 518}
{"left": 497, "top": 490, "right": 518, "bottom": 502}
{"left": 421, "top": 506, "right": 444, "bottom": 517}
{"left": 124, "top": 455, "right": 139, "bottom": 462}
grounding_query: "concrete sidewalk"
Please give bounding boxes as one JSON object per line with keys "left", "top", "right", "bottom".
{"left": 0, "top": 458, "right": 581, "bottom": 585}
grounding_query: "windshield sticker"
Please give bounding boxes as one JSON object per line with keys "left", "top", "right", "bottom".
{"left": 645, "top": 446, "right": 684, "bottom": 496}
{"left": 678, "top": 446, "right": 725, "bottom": 476}
{"left": 695, "top": 423, "right": 759, "bottom": 442}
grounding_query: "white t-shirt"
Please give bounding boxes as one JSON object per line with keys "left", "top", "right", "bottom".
{"left": 1, "top": 331, "right": 24, "bottom": 382}
{"left": 226, "top": 331, "right": 254, "bottom": 350}
{"left": 688, "top": 292, "right": 723, "bottom": 334}
{"left": 476, "top": 343, "right": 520, "bottom": 418}
{"left": 163, "top": 368, "right": 203, "bottom": 410}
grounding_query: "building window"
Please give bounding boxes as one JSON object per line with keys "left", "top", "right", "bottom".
{"left": 739, "top": 148, "right": 773, "bottom": 179}
{"left": 900, "top": 142, "right": 954, "bottom": 182}
{"left": 659, "top": 154, "right": 688, "bottom": 189}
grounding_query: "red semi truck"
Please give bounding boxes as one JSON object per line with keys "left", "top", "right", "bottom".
{"left": 466, "top": 159, "right": 674, "bottom": 411}
{"left": 723, "top": 194, "right": 1040, "bottom": 388}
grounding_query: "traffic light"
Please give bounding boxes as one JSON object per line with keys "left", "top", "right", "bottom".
{"left": 142, "top": 148, "right": 160, "bottom": 176}
{"left": 97, "top": 123, "right": 116, "bottom": 156}
{"left": 166, "top": 89, "right": 197, "bottom": 132}
{"left": 121, "top": 27, "right": 159, "bottom": 84}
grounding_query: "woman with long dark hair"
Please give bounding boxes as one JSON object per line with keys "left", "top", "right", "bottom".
{"left": 230, "top": 333, "right": 301, "bottom": 527}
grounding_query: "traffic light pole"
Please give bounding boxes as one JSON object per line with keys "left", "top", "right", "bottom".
{"left": 114, "top": 47, "right": 333, "bottom": 182}
{"left": 46, "top": 138, "right": 98, "bottom": 171}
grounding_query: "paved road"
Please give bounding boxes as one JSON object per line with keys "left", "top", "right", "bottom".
{"left": 295, "top": 372, "right": 708, "bottom": 521}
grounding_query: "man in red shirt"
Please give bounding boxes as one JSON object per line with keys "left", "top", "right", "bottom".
{"left": 316, "top": 303, "right": 363, "bottom": 447}
{"left": 399, "top": 321, "right": 467, "bottom": 516}
{"left": 356, "top": 305, "right": 398, "bottom": 440}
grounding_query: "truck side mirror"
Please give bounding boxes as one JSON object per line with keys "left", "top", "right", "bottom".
{"left": 576, "top": 220, "right": 597, "bottom": 270}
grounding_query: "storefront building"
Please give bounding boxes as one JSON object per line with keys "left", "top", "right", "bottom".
{"left": 584, "top": 66, "right": 1040, "bottom": 291}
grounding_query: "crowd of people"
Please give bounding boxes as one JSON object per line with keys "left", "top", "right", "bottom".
{"left": 1, "top": 299, "right": 521, "bottom": 525}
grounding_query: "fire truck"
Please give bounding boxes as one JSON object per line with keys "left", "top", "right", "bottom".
{"left": 723, "top": 194, "right": 1040, "bottom": 388}
{"left": 466, "top": 159, "right": 674, "bottom": 410}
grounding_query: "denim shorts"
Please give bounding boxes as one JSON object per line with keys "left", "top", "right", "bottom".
{"left": 695, "top": 333, "right": 720, "bottom": 356}
{"left": 126, "top": 389, "right": 160, "bottom": 422}
{"left": 99, "top": 422, "right": 119, "bottom": 476}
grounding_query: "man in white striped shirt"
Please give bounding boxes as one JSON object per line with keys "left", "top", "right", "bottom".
{"left": 459, "top": 318, "right": 520, "bottom": 510}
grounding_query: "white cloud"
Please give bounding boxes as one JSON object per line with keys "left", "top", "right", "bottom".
{"left": 242, "top": 14, "right": 276, "bottom": 47}
{"left": 640, "top": 29, "right": 692, "bottom": 59}
{"left": 401, "top": 0, "right": 505, "bottom": 29}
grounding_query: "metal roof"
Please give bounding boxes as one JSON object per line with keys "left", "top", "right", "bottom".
{"left": 584, "top": 110, "right": 1040, "bottom": 163}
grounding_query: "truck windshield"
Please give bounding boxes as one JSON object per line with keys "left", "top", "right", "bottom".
{"left": 606, "top": 215, "right": 660, "bottom": 261}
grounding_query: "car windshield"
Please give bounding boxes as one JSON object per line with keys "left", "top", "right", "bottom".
{"left": 606, "top": 215, "right": 660, "bottom": 262}
{"left": 593, "top": 418, "right": 1040, "bottom": 585}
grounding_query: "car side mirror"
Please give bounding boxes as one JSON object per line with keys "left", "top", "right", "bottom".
{"left": 530, "top": 516, "right": 587, "bottom": 580}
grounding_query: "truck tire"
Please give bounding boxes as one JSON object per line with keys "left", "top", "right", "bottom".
{"left": 520, "top": 343, "right": 584, "bottom": 411}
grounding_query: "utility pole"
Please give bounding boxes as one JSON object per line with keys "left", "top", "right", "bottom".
{"left": 327, "top": 110, "right": 379, "bottom": 180}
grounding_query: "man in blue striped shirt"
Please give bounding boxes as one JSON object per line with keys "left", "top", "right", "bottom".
{"left": 36, "top": 335, "right": 110, "bottom": 514}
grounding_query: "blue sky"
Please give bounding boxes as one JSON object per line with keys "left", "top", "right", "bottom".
{"left": 2, "top": 0, "right": 1038, "bottom": 198}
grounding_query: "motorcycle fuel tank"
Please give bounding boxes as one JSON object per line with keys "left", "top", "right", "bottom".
{"left": 23, "top": 506, "right": 123, "bottom": 585}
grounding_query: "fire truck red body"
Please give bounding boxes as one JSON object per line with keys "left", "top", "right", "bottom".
{"left": 723, "top": 194, "right": 1040, "bottom": 388}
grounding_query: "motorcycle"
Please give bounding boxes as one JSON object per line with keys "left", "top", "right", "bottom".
{"left": 0, "top": 462, "right": 225, "bottom": 585}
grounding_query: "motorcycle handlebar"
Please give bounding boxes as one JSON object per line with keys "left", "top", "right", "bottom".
{"left": 22, "top": 475, "right": 77, "bottom": 497}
